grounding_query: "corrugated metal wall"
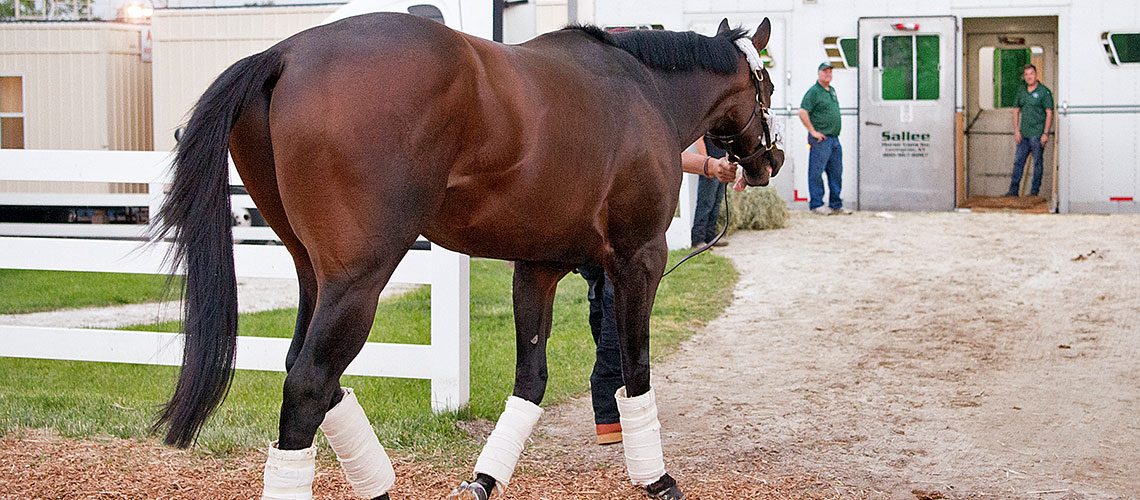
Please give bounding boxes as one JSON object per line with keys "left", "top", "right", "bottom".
{"left": 0, "top": 24, "right": 106, "bottom": 150}
{"left": 0, "top": 22, "right": 152, "bottom": 151}
{"left": 151, "top": 5, "right": 337, "bottom": 152}
{"left": 106, "top": 26, "right": 153, "bottom": 151}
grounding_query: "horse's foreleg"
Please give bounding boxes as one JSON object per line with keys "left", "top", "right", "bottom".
{"left": 264, "top": 260, "right": 400, "bottom": 500}
{"left": 610, "top": 241, "right": 684, "bottom": 500}
{"left": 451, "top": 262, "right": 569, "bottom": 499}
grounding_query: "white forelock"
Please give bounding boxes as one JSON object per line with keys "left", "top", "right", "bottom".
{"left": 733, "top": 38, "right": 763, "bottom": 72}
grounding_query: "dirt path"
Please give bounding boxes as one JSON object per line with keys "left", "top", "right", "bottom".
{"left": 536, "top": 212, "right": 1140, "bottom": 499}
{"left": 1, "top": 212, "right": 1137, "bottom": 499}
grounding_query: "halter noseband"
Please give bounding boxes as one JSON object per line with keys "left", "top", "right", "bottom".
{"left": 705, "top": 69, "right": 780, "bottom": 165}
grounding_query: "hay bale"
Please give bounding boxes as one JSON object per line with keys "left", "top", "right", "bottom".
{"left": 716, "top": 186, "right": 788, "bottom": 234}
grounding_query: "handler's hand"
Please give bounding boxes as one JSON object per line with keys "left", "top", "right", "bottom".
{"left": 1014, "top": 132, "right": 1022, "bottom": 144}
{"left": 1040, "top": 134, "right": 1049, "bottom": 146}
{"left": 711, "top": 157, "right": 737, "bottom": 183}
{"left": 810, "top": 130, "right": 826, "bottom": 142}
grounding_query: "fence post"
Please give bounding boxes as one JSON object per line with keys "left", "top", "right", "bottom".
{"left": 428, "top": 244, "right": 470, "bottom": 413}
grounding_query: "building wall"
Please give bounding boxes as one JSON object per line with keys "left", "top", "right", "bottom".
{"left": 0, "top": 23, "right": 151, "bottom": 150}
{"left": 151, "top": 5, "right": 338, "bottom": 152}
{"left": 1, "top": 24, "right": 105, "bottom": 150}
{"left": 534, "top": 0, "right": 569, "bottom": 35}
{"left": 105, "top": 26, "right": 153, "bottom": 151}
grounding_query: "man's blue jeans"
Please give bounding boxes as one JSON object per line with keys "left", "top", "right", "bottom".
{"left": 807, "top": 135, "right": 844, "bottom": 210}
{"left": 578, "top": 265, "right": 622, "bottom": 425}
{"left": 1008, "top": 137, "right": 1045, "bottom": 196}
{"left": 691, "top": 175, "right": 725, "bottom": 246}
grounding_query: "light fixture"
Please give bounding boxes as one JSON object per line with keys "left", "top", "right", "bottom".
{"left": 119, "top": 1, "right": 154, "bottom": 23}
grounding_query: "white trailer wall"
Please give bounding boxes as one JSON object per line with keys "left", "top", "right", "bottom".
{"left": 1059, "top": 1, "right": 1140, "bottom": 212}
{"left": 588, "top": 0, "right": 1139, "bottom": 213}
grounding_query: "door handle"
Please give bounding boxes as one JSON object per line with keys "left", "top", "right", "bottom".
{"left": 864, "top": 121, "right": 883, "bottom": 127}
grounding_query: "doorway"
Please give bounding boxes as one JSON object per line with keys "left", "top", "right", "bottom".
{"left": 961, "top": 16, "right": 1058, "bottom": 211}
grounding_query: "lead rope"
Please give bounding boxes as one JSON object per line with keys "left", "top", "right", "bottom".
{"left": 661, "top": 186, "right": 730, "bottom": 278}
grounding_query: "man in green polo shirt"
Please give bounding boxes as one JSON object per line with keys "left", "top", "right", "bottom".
{"left": 798, "top": 62, "right": 851, "bottom": 215}
{"left": 1006, "top": 64, "right": 1054, "bottom": 197}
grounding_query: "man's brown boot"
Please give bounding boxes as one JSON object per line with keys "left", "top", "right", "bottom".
{"left": 596, "top": 422, "right": 622, "bottom": 445}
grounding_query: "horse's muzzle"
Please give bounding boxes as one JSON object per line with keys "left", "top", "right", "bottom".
{"left": 743, "top": 147, "right": 785, "bottom": 187}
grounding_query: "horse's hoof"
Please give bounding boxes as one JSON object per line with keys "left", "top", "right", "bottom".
{"left": 645, "top": 473, "right": 684, "bottom": 500}
{"left": 646, "top": 485, "right": 684, "bottom": 500}
{"left": 446, "top": 481, "right": 489, "bottom": 500}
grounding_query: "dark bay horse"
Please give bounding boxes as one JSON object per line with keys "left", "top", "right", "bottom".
{"left": 153, "top": 13, "right": 782, "bottom": 499}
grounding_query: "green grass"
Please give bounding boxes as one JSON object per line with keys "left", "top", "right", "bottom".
{"left": 0, "top": 252, "right": 736, "bottom": 457}
{"left": 0, "top": 269, "right": 177, "bottom": 314}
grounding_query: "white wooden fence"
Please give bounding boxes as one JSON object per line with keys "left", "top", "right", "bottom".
{"left": 0, "top": 150, "right": 471, "bottom": 413}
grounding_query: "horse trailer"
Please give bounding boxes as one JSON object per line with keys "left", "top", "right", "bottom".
{"left": 590, "top": 0, "right": 1139, "bottom": 214}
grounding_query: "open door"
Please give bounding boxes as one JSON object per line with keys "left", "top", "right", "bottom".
{"left": 858, "top": 17, "right": 957, "bottom": 211}
{"left": 961, "top": 17, "right": 1058, "bottom": 212}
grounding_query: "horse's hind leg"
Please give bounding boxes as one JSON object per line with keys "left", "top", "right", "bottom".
{"left": 450, "top": 262, "right": 570, "bottom": 499}
{"left": 285, "top": 257, "right": 317, "bottom": 372}
{"left": 609, "top": 239, "right": 684, "bottom": 500}
{"left": 227, "top": 86, "right": 317, "bottom": 374}
{"left": 263, "top": 246, "right": 411, "bottom": 500}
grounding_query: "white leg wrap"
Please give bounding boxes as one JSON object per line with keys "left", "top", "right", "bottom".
{"left": 473, "top": 396, "right": 543, "bottom": 493}
{"left": 319, "top": 388, "right": 396, "bottom": 499}
{"left": 262, "top": 442, "right": 317, "bottom": 500}
{"left": 615, "top": 386, "right": 667, "bottom": 486}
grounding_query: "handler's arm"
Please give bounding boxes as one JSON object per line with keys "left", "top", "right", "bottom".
{"left": 799, "top": 109, "right": 824, "bottom": 141}
{"left": 798, "top": 109, "right": 814, "bottom": 134}
{"left": 681, "top": 151, "right": 736, "bottom": 183}
{"left": 1042, "top": 108, "right": 1054, "bottom": 145}
{"left": 1012, "top": 108, "right": 1022, "bottom": 144}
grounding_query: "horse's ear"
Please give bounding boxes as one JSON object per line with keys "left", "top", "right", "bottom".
{"left": 752, "top": 17, "right": 772, "bottom": 51}
{"left": 717, "top": 18, "right": 731, "bottom": 35}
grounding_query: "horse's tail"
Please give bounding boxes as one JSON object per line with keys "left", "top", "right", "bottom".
{"left": 151, "top": 49, "right": 283, "bottom": 448}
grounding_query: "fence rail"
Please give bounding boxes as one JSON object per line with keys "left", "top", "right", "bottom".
{"left": 0, "top": 149, "right": 471, "bottom": 412}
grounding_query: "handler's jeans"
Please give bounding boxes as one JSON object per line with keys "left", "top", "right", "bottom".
{"left": 691, "top": 175, "right": 725, "bottom": 246}
{"left": 1008, "top": 137, "right": 1045, "bottom": 196}
{"left": 578, "top": 265, "right": 622, "bottom": 425}
{"left": 808, "top": 135, "right": 844, "bottom": 210}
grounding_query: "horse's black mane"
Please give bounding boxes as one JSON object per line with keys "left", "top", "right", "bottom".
{"left": 566, "top": 24, "right": 749, "bottom": 75}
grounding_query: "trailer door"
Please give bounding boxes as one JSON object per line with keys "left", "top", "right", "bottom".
{"left": 858, "top": 17, "right": 957, "bottom": 211}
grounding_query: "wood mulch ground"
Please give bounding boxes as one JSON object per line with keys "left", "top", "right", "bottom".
{"left": 0, "top": 430, "right": 840, "bottom": 499}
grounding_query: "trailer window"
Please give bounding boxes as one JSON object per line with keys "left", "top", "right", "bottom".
{"left": 823, "top": 37, "right": 858, "bottom": 68}
{"left": 879, "top": 35, "right": 940, "bottom": 101}
{"left": 0, "top": 76, "right": 23, "bottom": 149}
{"left": 978, "top": 46, "right": 1045, "bottom": 110}
{"left": 995, "top": 48, "right": 1030, "bottom": 108}
{"left": 407, "top": 4, "right": 444, "bottom": 24}
{"left": 1103, "top": 32, "right": 1140, "bottom": 65}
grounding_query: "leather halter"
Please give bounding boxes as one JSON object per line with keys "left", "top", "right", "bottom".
{"left": 704, "top": 69, "right": 780, "bottom": 165}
